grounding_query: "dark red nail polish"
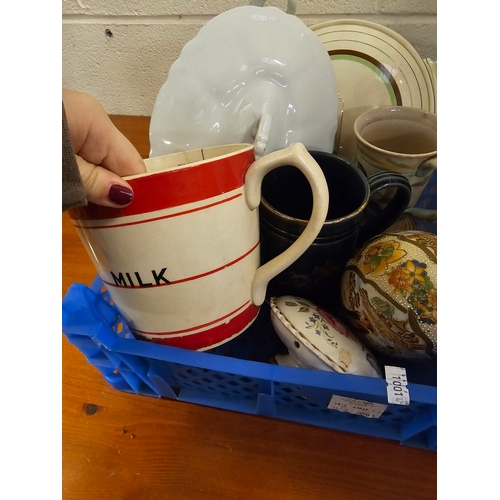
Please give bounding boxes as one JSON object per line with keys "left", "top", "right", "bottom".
{"left": 109, "top": 185, "right": 133, "bottom": 205}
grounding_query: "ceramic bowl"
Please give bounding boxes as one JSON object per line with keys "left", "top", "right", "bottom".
{"left": 270, "top": 296, "right": 382, "bottom": 378}
{"left": 341, "top": 230, "right": 437, "bottom": 361}
{"left": 149, "top": 5, "right": 338, "bottom": 159}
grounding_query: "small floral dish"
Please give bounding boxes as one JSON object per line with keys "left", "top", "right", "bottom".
{"left": 269, "top": 296, "right": 382, "bottom": 378}
{"left": 341, "top": 230, "right": 437, "bottom": 361}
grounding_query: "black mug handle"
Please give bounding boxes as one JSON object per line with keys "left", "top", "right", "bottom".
{"left": 358, "top": 171, "right": 412, "bottom": 244}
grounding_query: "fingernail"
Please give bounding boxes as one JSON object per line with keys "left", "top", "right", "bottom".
{"left": 109, "top": 184, "right": 133, "bottom": 205}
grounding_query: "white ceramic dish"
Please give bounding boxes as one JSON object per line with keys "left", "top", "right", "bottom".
{"left": 311, "top": 19, "right": 436, "bottom": 165}
{"left": 270, "top": 296, "right": 382, "bottom": 378}
{"left": 149, "top": 6, "right": 338, "bottom": 159}
{"left": 423, "top": 58, "right": 438, "bottom": 111}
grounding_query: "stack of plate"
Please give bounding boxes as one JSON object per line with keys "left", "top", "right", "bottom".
{"left": 423, "top": 57, "right": 438, "bottom": 107}
{"left": 311, "top": 19, "right": 437, "bottom": 166}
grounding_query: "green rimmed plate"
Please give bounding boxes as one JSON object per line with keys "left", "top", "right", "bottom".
{"left": 311, "top": 19, "right": 436, "bottom": 165}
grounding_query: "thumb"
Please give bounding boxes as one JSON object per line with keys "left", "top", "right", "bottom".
{"left": 76, "top": 155, "right": 135, "bottom": 208}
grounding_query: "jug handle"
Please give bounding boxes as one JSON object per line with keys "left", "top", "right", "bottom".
{"left": 245, "top": 143, "right": 329, "bottom": 305}
{"left": 415, "top": 155, "right": 437, "bottom": 178}
{"left": 249, "top": 0, "right": 297, "bottom": 15}
{"left": 358, "top": 172, "right": 412, "bottom": 244}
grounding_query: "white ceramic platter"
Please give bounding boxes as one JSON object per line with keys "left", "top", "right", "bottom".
{"left": 149, "top": 6, "right": 338, "bottom": 159}
{"left": 311, "top": 19, "right": 436, "bottom": 165}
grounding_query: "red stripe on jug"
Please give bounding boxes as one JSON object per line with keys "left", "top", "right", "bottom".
{"left": 101, "top": 240, "right": 260, "bottom": 289}
{"left": 72, "top": 193, "right": 242, "bottom": 230}
{"left": 132, "top": 301, "right": 251, "bottom": 336}
{"left": 132, "top": 302, "right": 260, "bottom": 350}
{"left": 68, "top": 148, "right": 255, "bottom": 221}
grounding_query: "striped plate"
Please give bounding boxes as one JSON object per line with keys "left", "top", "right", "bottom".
{"left": 311, "top": 19, "right": 436, "bottom": 165}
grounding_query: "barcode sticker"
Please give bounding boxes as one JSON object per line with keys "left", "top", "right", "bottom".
{"left": 327, "top": 395, "right": 388, "bottom": 418}
{"left": 385, "top": 365, "right": 410, "bottom": 405}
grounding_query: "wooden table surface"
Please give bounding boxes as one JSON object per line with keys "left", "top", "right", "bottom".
{"left": 62, "top": 116, "right": 437, "bottom": 500}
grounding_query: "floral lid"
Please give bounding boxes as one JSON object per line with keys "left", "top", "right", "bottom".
{"left": 270, "top": 296, "right": 382, "bottom": 378}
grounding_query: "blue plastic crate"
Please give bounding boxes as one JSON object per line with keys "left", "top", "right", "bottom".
{"left": 62, "top": 276, "right": 437, "bottom": 451}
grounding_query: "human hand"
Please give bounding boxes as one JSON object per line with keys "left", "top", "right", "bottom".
{"left": 63, "top": 88, "right": 146, "bottom": 207}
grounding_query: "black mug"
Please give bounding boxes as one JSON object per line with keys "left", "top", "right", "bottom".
{"left": 259, "top": 151, "right": 411, "bottom": 310}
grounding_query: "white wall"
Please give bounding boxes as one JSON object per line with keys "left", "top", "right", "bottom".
{"left": 62, "top": 0, "right": 437, "bottom": 116}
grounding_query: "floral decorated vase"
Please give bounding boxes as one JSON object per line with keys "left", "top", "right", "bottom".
{"left": 341, "top": 230, "right": 437, "bottom": 361}
{"left": 270, "top": 296, "right": 382, "bottom": 378}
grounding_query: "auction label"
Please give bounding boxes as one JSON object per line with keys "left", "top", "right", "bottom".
{"left": 327, "top": 395, "right": 388, "bottom": 418}
{"left": 385, "top": 365, "right": 410, "bottom": 405}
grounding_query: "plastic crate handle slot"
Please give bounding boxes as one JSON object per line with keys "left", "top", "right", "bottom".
{"left": 256, "top": 379, "right": 275, "bottom": 417}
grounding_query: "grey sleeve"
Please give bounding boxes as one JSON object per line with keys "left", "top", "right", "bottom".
{"left": 62, "top": 103, "right": 87, "bottom": 211}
